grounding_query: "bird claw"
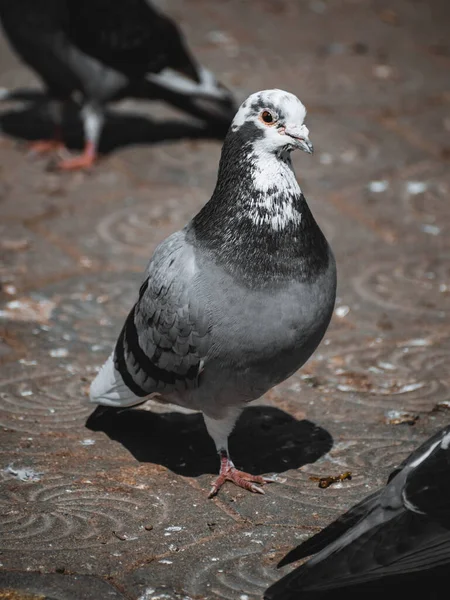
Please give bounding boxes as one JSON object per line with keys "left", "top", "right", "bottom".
{"left": 28, "top": 139, "right": 66, "bottom": 156}
{"left": 56, "top": 141, "right": 97, "bottom": 171}
{"left": 57, "top": 153, "right": 96, "bottom": 171}
{"left": 208, "top": 466, "right": 274, "bottom": 498}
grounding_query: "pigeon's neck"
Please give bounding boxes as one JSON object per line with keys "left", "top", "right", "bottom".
{"left": 243, "top": 149, "right": 303, "bottom": 231}
{"left": 190, "top": 126, "right": 330, "bottom": 287}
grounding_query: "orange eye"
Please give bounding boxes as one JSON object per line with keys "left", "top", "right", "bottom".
{"left": 261, "top": 110, "right": 275, "bottom": 124}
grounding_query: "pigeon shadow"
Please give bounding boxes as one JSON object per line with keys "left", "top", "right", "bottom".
{"left": 85, "top": 404, "right": 333, "bottom": 477}
{"left": 0, "top": 93, "right": 229, "bottom": 155}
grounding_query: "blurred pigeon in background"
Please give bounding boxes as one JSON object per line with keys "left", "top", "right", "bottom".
{"left": 89, "top": 89, "right": 336, "bottom": 497}
{"left": 265, "top": 424, "right": 450, "bottom": 599}
{"left": 0, "top": 0, "right": 235, "bottom": 169}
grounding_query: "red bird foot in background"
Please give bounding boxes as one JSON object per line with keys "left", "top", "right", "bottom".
{"left": 28, "top": 139, "right": 66, "bottom": 155}
{"left": 28, "top": 127, "right": 65, "bottom": 156}
{"left": 57, "top": 141, "right": 97, "bottom": 171}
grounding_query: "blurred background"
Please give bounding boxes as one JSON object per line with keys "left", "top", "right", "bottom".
{"left": 0, "top": 1, "right": 449, "bottom": 599}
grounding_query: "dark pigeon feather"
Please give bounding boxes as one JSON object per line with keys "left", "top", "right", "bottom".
{"left": 265, "top": 425, "right": 450, "bottom": 600}
{"left": 65, "top": 0, "right": 200, "bottom": 81}
{"left": 114, "top": 232, "right": 210, "bottom": 398}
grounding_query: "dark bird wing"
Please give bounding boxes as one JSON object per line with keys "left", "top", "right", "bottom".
{"left": 278, "top": 489, "right": 382, "bottom": 567}
{"left": 113, "top": 231, "right": 210, "bottom": 399}
{"left": 0, "top": 0, "right": 82, "bottom": 95}
{"left": 267, "top": 427, "right": 450, "bottom": 600}
{"left": 267, "top": 513, "right": 450, "bottom": 600}
{"left": 402, "top": 427, "right": 450, "bottom": 527}
{"left": 65, "top": 0, "right": 200, "bottom": 81}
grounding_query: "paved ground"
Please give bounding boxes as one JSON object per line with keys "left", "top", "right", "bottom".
{"left": 0, "top": 0, "right": 449, "bottom": 598}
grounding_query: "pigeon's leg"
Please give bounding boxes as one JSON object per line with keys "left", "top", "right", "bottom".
{"left": 204, "top": 411, "right": 274, "bottom": 498}
{"left": 58, "top": 102, "right": 104, "bottom": 170}
{"left": 28, "top": 99, "right": 66, "bottom": 155}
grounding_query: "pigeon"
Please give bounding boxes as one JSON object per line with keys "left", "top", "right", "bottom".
{"left": 89, "top": 89, "right": 337, "bottom": 497}
{"left": 264, "top": 424, "right": 450, "bottom": 599}
{"left": 0, "top": 0, "right": 235, "bottom": 169}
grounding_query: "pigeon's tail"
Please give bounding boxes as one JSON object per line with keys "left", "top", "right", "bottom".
{"left": 143, "top": 64, "right": 237, "bottom": 127}
{"left": 89, "top": 352, "right": 143, "bottom": 408}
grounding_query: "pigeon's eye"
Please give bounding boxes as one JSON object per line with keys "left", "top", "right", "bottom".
{"left": 261, "top": 110, "right": 276, "bottom": 125}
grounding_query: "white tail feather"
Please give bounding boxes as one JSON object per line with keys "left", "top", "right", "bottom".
{"left": 89, "top": 353, "right": 143, "bottom": 407}
{"left": 146, "top": 66, "right": 231, "bottom": 101}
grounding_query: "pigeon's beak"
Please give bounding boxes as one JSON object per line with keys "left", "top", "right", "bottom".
{"left": 284, "top": 125, "right": 314, "bottom": 154}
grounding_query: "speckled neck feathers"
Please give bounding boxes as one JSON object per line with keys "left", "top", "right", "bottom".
{"left": 191, "top": 122, "right": 330, "bottom": 287}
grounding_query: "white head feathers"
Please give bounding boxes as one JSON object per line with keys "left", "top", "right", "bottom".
{"left": 231, "top": 89, "right": 312, "bottom": 156}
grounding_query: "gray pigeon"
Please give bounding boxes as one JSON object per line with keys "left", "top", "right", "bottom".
{"left": 265, "top": 424, "right": 450, "bottom": 599}
{"left": 89, "top": 89, "right": 337, "bottom": 497}
{"left": 0, "top": 0, "right": 235, "bottom": 169}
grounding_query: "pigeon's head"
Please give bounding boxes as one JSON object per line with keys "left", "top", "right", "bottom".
{"left": 231, "top": 89, "right": 313, "bottom": 155}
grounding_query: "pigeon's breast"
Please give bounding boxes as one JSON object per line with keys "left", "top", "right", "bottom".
{"left": 197, "top": 250, "right": 336, "bottom": 398}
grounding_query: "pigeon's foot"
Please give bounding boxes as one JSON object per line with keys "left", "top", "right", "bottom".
{"left": 208, "top": 452, "right": 274, "bottom": 498}
{"left": 28, "top": 126, "right": 65, "bottom": 156}
{"left": 28, "top": 139, "right": 66, "bottom": 155}
{"left": 57, "top": 142, "right": 96, "bottom": 171}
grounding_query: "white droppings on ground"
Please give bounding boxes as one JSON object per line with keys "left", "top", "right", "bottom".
{"left": 4, "top": 284, "right": 17, "bottom": 295}
{"left": 0, "top": 297, "right": 55, "bottom": 323}
{"left": 5, "top": 465, "right": 42, "bottom": 482}
{"left": 368, "top": 180, "right": 389, "bottom": 193}
{"left": 421, "top": 224, "right": 440, "bottom": 236}
{"left": 49, "top": 348, "right": 68, "bottom": 358}
{"left": 377, "top": 361, "right": 397, "bottom": 371}
{"left": 395, "top": 382, "right": 425, "bottom": 393}
{"left": 19, "top": 389, "right": 33, "bottom": 397}
{"left": 399, "top": 338, "right": 432, "bottom": 347}
{"left": 406, "top": 181, "right": 428, "bottom": 195}
{"left": 137, "top": 589, "right": 155, "bottom": 600}
{"left": 335, "top": 305, "right": 350, "bottom": 318}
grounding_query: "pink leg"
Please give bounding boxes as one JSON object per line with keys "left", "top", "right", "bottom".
{"left": 57, "top": 141, "right": 97, "bottom": 171}
{"left": 28, "top": 126, "right": 65, "bottom": 155}
{"left": 208, "top": 450, "right": 276, "bottom": 498}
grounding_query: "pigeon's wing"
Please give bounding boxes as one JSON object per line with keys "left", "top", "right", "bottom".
{"left": 402, "top": 428, "right": 450, "bottom": 527}
{"left": 0, "top": 1, "right": 81, "bottom": 94}
{"left": 278, "top": 489, "right": 382, "bottom": 567}
{"left": 278, "top": 429, "right": 450, "bottom": 570}
{"left": 389, "top": 425, "right": 450, "bottom": 481}
{"left": 266, "top": 512, "right": 450, "bottom": 599}
{"left": 267, "top": 429, "right": 450, "bottom": 600}
{"left": 65, "top": 0, "right": 197, "bottom": 79}
{"left": 113, "top": 231, "right": 210, "bottom": 398}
